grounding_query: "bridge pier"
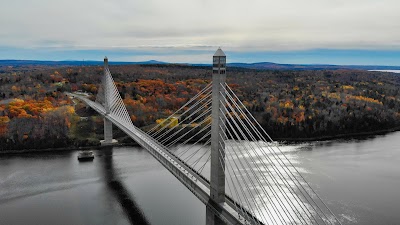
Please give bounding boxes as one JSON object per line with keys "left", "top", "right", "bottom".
{"left": 206, "top": 206, "right": 226, "bottom": 225}
{"left": 100, "top": 117, "right": 118, "bottom": 146}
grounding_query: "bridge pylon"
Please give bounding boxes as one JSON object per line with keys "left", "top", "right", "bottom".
{"left": 208, "top": 47, "right": 228, "bottom": 225}
{"left": 210, "top": 48, "right": 227, "bottom": 204}
{"left": 100, "top": 57, "right": 118, "bottom": 146}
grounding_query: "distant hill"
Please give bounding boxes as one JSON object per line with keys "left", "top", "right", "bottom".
{"left": 227, "top": 62, "right": 400, "bottom": 71}
{"left": 1, "top": 59, "right": 399, "bottom": 71}
{"left": 0, "top": 60, "right": 167, "bottom": 67}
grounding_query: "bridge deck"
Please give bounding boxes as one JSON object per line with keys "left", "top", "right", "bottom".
{"left": 67, "top": 93, "right": 264, "bottom": 225}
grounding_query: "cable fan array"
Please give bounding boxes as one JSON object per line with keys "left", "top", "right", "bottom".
{"left": 96, "top": 67, "right": 135, "bottom": 129}
{"left": 147, "top": 83, "right": 213, "bottom": 175}
{"left": 211, "top": 83, "right": 342, "bottom": 225}
{"left": 145, "top": 81, "right": 343, "bottom": 225}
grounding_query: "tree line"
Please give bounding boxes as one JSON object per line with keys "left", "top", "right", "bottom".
{"left": 1, "top": 64, "right": 400, "bottom": 150}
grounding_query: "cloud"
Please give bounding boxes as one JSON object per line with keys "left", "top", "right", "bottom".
{"left": 0, "top": 0, "right": 400, "bottom": 62}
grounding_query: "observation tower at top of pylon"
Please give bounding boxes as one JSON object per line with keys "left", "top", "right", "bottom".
{"left": 213, "top": 47, "right": 226, "bottom": 75}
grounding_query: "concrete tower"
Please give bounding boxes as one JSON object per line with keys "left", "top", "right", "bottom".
{"left": 210, "top": 48, "right": 227, "bottom": 203}
{"left": 101, "top": 56, "right": 114, "bottom": 146}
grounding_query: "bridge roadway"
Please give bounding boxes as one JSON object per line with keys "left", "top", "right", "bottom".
{"left": 67, "top": 93, "right": 264, "bottom": 225}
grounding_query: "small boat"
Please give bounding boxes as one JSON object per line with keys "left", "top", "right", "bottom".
{"left": 78, "top": 151, "right": 94, "bottom": 161}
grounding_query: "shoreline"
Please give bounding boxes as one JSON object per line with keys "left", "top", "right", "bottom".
{"left": 0, "top": 143, "right": 140, "bottom": 155}
{"left": 1, "top": 126, "right": 400, "bottom": 154}
{"left": 274, "top": 126, "right": 400, "bottom": 143}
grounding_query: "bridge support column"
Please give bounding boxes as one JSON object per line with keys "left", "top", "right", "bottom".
{"left": 206, "top": 206, "right": 226, "bottom": 225}
{"left": 101, "top": 117, "right": 117, "bottom": 146}
{"left": 104, "top": 118, "right": 113, "bottom": 142}
{"left": 210, "top": 48, "right": 227, "bottom": 204}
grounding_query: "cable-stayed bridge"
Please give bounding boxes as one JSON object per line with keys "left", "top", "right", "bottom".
{"left": 67, "top": 49, "right": 342, "bottom": 225}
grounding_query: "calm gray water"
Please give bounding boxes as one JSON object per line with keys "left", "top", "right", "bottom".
{"left": 1, "top": 131, "right": 400, "bottom": 225}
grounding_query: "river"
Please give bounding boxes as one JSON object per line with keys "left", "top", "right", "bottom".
{"left": 369, "top": 70, "right": 400, "bottom": 73}
{"left": 1, "top": 131, "right": 400, "bottom": 225}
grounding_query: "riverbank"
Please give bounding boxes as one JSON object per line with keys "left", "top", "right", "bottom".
{"left": 0, "top": 142, "right": 140, "bottom": 155}
{"left": 2, "top": 126, "right": 400, "bottom": 154}
{"left": 274, "top": 125, "right": 400, "bottom": 143}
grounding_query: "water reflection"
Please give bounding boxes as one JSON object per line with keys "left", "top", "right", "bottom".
{"left": 1, "top": 130, "right": 399, "bottom": 225}
{"left": 101, "top": 147, "right": 150, "bottom": 225}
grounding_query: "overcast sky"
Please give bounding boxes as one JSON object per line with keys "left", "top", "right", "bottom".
{"left": 1, "top": 0, "right": 400, "bottom": 64}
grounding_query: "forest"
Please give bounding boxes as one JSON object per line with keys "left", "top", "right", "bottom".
{"left": 1, "top": 63, "right": 400, "bottom": 150}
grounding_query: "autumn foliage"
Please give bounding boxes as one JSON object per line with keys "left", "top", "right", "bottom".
{"left": 1, "top": 63, "right": 400, "bottom": 150}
